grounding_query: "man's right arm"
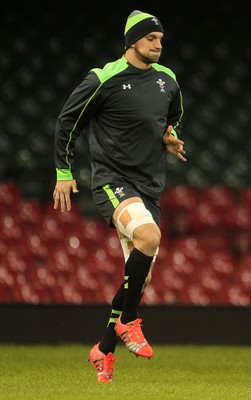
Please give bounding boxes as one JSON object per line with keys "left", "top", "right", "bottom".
{"left": 54, "top": 71, "right": 101, "bottom": 210}
{"left": 55, "top": 71, "right": 101, "bottom": 180}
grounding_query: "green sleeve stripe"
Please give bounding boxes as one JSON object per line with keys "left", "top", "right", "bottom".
{"left": 103, "top": 184, "right": 120, "bottom": 208}
{"left": 56, "top": 168, "right": 73, "bottom": 180}
{"left": 153, "top": 63, "right": 184, "bottom": 133}
{"left": 64, "top": 83, "right": 103, "bottom": 169}
{"left": 153, "top": 63, "right": 184, "bottom": 129}
{"left": 171, "top": 130, "right": 178, "bottom": 138}
{"left": 173, "top": 88, "right": 184, "bottom": 132}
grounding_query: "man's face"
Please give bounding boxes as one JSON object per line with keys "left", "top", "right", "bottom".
{"left": 133, "top": 32, "right": 163, "bottom": 64}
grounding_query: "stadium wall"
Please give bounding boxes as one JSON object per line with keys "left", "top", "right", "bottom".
{"left": 1, "top": 304, "right": 251, "bottom": 345}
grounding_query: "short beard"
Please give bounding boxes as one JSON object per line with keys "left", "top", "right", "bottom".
{"left": 134, "top": 46, "right": 161, "bottom": 65}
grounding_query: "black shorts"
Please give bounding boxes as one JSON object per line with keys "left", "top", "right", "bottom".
{"left": 92, "top": 183, "right": 161, "bottom": 228}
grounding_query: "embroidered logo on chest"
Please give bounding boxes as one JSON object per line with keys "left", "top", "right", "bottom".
{"left": 123, "top": 84, "right": 131, "bottom": 90}
{"left": 156, "top": 79, "right": 166, "bottom": 93}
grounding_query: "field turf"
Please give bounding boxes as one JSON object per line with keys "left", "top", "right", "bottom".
{"left": 0, "top": 344, "right": 251, "bottom": 400}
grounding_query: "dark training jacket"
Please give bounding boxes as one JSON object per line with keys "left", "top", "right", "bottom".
{"left": 55, "top": 55, "right": 184, "bottom": 199}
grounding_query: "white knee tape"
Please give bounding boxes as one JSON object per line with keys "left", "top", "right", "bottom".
{"left": 116, "top": 202, "right": 156, "bottom": 240}
{"left": 120, "top": 237, "right": 131, "bottom": 262}
{"left": 153, "top": 246, "right": 159, "bottom": 263}
{"left": 120, "top": 241, "right": 158, "bottom": 263}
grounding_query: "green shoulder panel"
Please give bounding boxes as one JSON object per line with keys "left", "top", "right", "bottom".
{"left": 152, "top": 63, "right": 177, "bottom": 81}
{"left": 91, "top": 56, "right": 128, "bottom": 83}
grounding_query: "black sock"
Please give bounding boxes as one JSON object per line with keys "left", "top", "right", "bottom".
{"left": 99, "top": 250, "right": 153, "bottom": 353}
{"left": 99, "top": 278, "right": 147, "bottom": 354}
{"left": 121, "top": 248, "right": 153, "bottom": 324}
{"left": 99, "top": 283, "right": 124, "bottom": 355}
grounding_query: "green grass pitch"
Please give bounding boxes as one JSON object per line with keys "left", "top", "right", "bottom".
{"left": 1, "top": 344, "right": 251, "bottom": 400}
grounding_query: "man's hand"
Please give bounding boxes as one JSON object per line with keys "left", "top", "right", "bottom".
{"left": 163, "top": 125, "right": 187, "bottom": 162}
{"left": 53, "top": 179, "right": 79, "bottom": 212}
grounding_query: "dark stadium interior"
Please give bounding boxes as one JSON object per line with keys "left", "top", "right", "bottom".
{"left": 1, "top": 0, "right": 251, "bottom": 343}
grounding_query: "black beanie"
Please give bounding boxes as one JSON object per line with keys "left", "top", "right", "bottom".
{"left": 124, "top": 10, "right": 164, "bottom": 50}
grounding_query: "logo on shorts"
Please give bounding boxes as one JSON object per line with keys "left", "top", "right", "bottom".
{"left": 115, "top": 187, "right": 126, "bottom": 198}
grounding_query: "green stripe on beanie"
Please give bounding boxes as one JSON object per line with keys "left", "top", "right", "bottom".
{"left": 124, "top": 10, "right": 164, "bottom": 49}
{"left": 124, "top": 11, "right": 155, "bottom": 34}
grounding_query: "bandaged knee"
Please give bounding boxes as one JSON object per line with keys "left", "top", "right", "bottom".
{"left": 121, "top": 238, "right": 159, "bottom": 264}
{"left": 116, "top": 202, "right": 156, "bottom": 241}
{"left": 120, "top": 237, "right": 131, "bottom": 262}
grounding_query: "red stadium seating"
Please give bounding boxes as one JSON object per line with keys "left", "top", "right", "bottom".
{"left": 1, "top": 181, "right": 251, "bottom": 306}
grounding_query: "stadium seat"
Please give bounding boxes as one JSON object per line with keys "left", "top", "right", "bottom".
{"left": 238, "top": 254, "right": 251, "bottom": 269}
{"left": 5, "top": 248, "right": 27, "bottom": 274}
{"left": 48, "top": 202, "right": 81, "bottom": 227}
{"left": 239, "top": 188, "right": 251, "bottom": 210}
{"left": 63, "top": 235, "right": 88, "bottom": 262}
{"left": 234, "top": 264, "right": 251, "bottom": 294}
{"left": 17, "top": 200, "right": 43, "bottom": 232}
{"left": 142, "top": 284, "right": 164, "bottom": 305}
{"left": 156, "top": 268, "right": 185, "bottom": 294}
{"left": 200, "top": 186, "right": 236, "bottom": 211}
{"left": 167, "top": 209, "right": 193, "bottom": 236}
{"left": 172, "top": 237, "right": 208, "bottom": 267}
{"left": 179, "top": 284, "right": 212, "bottom": 305}
{"left": 0, "top": 282, "right": 10, "bottom": 301}
{"left": 225, "top": 204, "right": 251, "bottom": 231}
{"left": 190, "top": 200, "right": 225, "bottom": 234}
{"left": 208, "top": 250, "right": 236, "bottom": 280}
{"left": 195, "top": 268, "right": 223, "bottom": 303}
{"left": 199, "top": 232, "right": 231, "bottom": 251}
{"left": 232, "top": 231, "right": 251, "bottom": 256}
{"left": 164, "top": 248, "right": 196, "bottom": 281}
{"left": 0, "top": 181, "right": 21, "bottom": 211}
{"left": 161, "top": 186, "right": 199, "bottom": 211}
{"left": 219, "top": 284, "right": 251, "bottom": 306}
{"left": 0, "top": 214, "right": 23, "bottom": 244}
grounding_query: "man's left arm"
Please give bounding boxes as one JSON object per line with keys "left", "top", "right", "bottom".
{"left": 163, "top": 84, "right": 187, "bottom": 162}
{"left": 166, "top": 83, "right": 183, "bottom": 139}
